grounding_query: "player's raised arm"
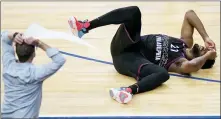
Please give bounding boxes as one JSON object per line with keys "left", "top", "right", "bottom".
{"left": 180, "top": 10, "right": 216, "bottom": 50}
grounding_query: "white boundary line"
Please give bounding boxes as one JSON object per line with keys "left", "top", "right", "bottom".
{"left": 39, "top": 114, "right": 220, "bottom": 117}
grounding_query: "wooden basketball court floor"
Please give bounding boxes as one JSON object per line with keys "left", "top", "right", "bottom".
{"left": 1, "top": 1, "right": 220, "bottom": 118}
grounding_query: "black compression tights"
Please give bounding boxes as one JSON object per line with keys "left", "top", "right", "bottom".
{"left": 86, "top": 6, "right": 170, "bottom": 94}
{"left": 87, "top": 6, "right": 141, "bottom": 38}
{"left": 129, "top": 64, "right": 170, "bottom": 94}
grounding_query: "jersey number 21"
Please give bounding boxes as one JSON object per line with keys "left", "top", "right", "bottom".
{"left": 170, "top": 44, "right": 179, "bottom": 52}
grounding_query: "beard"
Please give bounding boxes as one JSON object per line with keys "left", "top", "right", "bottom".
{"left": 192, "top": 44, "right": 201, "bottom": 57}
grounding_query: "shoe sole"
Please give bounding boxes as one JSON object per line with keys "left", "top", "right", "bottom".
{"left": 68, "top": 16, "right": 78, "bottom": 37}
{"left": 109, "top": 89, "right": 114, "bottom": 98}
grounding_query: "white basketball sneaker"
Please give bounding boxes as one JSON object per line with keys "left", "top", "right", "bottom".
{"left": 109, "top": 87, "right": 133, "bottom": 104}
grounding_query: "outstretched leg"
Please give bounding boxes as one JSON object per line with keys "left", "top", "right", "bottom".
{"left": 68, "top": 6, "right": 141, "bottom": 38}
{"left": 110, "top": 53, "right": 170, "bottom": 104}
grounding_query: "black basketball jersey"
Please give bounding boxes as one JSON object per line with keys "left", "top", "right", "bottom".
{"left": 140, "top": 34, "right": 187, "bottom": 69}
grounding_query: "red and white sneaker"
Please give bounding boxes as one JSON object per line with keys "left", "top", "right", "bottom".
{"left": 68, "top": 16, "right": 90, "bottom": 38}
{"left": 109, "top": 87, "right": 133, "bottom": 104}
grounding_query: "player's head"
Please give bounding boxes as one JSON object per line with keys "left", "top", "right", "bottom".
{"left": 191, "top": 44, "right": 207, "bottom": 57}
{"left": 16, "top": 42, "right": 36, "bottom": 63}
{"left": 190, "top": 43, "right": 215, "bottom": 69}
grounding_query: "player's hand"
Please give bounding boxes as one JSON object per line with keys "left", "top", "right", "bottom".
{"left": 13, "top": 33, "right": 24, "bottom": 44}
{"left": 206, "top": 49, "right": 217, "bottom": 60}
{"left": 205, "top": 37, "right": 216, "bottom": 51}
{"left": 24, "top": 37, "right": 39, "bottom": 46}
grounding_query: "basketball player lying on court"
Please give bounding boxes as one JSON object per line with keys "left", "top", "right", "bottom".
{"left": 68, "top": 6, "right": 217, "bottom": 104}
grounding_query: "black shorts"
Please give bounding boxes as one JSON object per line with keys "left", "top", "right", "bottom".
{"left": 111, "top": 24, "right": 153, "bottom": 80}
